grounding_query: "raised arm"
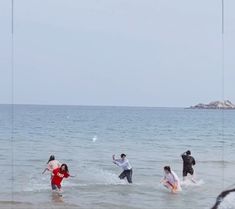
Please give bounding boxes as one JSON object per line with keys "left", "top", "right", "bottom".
{"left": 112, "top": 155, "right": 118, "bottom": 165}
{"left": 181, "top": 151, "right": 187, "bottom": 160}
{"left": 181, "top": 151, "right": 186, "bottom": 156}
{"left": 192, "top": 157, "right": 196, "bottom": 165}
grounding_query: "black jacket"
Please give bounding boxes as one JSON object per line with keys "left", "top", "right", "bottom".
{"left": 181, "top": 154, "right": 196, "bottom": 170}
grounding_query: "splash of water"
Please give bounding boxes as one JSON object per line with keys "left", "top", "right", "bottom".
{"left": 181, "top": 179, "right": 204, "bottom": 187}
{"left": 92, "top": 136, "right": 97, "bottom": 142}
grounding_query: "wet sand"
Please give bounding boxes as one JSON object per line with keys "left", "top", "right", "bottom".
{"left": 0, "top": 200, "right": 79, "bottom": 209}
{"left": 0, "top": 204, "right": 79, "bottom": 209}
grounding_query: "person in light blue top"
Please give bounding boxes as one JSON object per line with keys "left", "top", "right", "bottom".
{"left": 112, "top": 153, "right": 133, "bottom": 183}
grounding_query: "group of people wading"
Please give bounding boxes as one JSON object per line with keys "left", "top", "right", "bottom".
{"left": 42, "top": 150, "right": 196, "bottom": 193}
{"left": 42, "top": 152, "right": 229, "bottom": 208}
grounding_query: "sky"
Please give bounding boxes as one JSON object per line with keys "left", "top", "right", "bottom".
{"left": 0, "top": 0, "right": 234, "bottom": 107}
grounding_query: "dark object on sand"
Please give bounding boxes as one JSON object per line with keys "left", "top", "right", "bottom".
{"left": 211, "top": 188, "right": 235, "bottom": 209}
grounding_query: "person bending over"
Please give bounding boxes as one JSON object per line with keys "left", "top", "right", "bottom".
{"left": 161, "top": 166, "right": 181, "bottom": 193}
{"left": 51, "top": 164, "right": 71, "bottom": 192}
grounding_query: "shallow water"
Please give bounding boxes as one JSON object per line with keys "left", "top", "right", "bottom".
{"left": 0, "top": 105, "right": 235, "bottom": 209}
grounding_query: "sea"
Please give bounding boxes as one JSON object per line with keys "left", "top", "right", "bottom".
{"left": 0, "top": 104, "right": 235, "bottom": 209}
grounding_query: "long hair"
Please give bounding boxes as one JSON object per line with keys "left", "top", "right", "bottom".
{"left": 60, "top": 164, "right": 69, "bottom": 173}
{"left": 47, "top": 155, "right": 55, "bottom": 164}
{"left": 164, "top": 166, "right": 171, "bottom": 173}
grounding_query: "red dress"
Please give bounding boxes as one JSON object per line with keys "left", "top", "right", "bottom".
{"left": 51, "top": 168, "right": 70, "bottom": 189}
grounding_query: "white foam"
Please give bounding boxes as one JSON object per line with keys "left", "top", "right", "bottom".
{"left": 22, "top": 174, "right": 50, "bottom": 192}
{"left": 80, "top": 167, "right": 127, "bottom": 185}
{"left": 181, "top": 178, "right": 204, "bottom": 187}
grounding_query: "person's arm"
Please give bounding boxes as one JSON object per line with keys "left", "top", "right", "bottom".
{"left": 46, "top": 162, "right": 54, "bottom": 172}
{"left": 68, "top": 170, "right": 77, "bottom": 178}
{"left": 192, "top": 157, "right": 196, "bottom": 165}
{"left": 42, "top": 168, "right": 49, "bottom": 174}
{"left": 181, "top": 151, "right": 187, "bottom": 156}
{"left": 112, "top": 155, "right": 120, "bottom": 164}
{"left": 160, "top": 175, "right": 166, "bottom": 183}
{"left": 181, "top": 151, "right": 187, "bottom": 159}
{"left": 115, "top": 160, "right": 128, "bottom": 167}
{"left": 65, "top": 172, "right": 77, "bottom": 178}
{"left": 64, "top": 172, "right": 70, "bottom": 178}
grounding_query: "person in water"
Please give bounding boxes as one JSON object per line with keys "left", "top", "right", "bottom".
{"left": 161, "top": 166, "right": 181, "bottom": 193}
{"left": 42, "top": 155, "right": 60, "bottom": 174}
{"left": 51, "top": 164, "right": 71, "bottom": 192}
{"left": 181, "top": 150, "right": 196, "bottom": 181}
{"left": 113, "top": 153, "right": 133, "bottom": 183}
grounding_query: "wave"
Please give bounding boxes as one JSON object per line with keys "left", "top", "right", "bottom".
{"left": 200, "top": 160, "right": 234, "bottom": 164}
{"left": 20, "top": 167, "right": 127, "bottom": 193}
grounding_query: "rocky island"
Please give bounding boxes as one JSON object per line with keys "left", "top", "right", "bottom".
{"left": 190, "top": 100, "right": 235, "bottom": 109}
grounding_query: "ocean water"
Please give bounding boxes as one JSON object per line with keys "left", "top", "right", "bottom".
{"left": 0, "top": 104, "right": 235, "bottom": 209}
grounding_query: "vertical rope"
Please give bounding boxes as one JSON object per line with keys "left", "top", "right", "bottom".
{"left": 222, "top": 0, "right": 224, "bottom": 35}
{"left": 11, "top": 0, "right": 15, "bottom": 206}
{"left": 221, "top": 0, "right": 225, "bottom": 189}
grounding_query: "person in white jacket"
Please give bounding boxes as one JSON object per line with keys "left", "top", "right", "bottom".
{"left": 42, "top": 155, "right": 60, "bottom": 174}
{"left": 112, "top": 153, "right": 133, "bottom": 183}
{"left": 161, "top": 166, "right": 181, "bottom": 193}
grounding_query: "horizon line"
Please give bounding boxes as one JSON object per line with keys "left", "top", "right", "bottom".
{"left": 0, "top": 103, "right": 186, "bottom": 108}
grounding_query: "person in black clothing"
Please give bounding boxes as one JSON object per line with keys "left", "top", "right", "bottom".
{"left": 181, "top": 150, "right": 196, "bottom": 181}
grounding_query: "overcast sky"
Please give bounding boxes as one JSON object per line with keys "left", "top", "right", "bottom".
{"left": 0, "top": 0, "right": 234, "bottom": 107}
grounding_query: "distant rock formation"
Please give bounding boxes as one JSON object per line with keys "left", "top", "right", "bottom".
{"left": 190, "top": 100, "right": 235, "bottom": 109}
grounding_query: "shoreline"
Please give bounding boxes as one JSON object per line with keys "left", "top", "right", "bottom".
{"left": 0, "top": 200, "right": 79, "bottom": 209}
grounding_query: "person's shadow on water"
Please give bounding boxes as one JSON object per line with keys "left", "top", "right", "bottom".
{"left": 51, "top": 191, "right": 64, "bottom": 203}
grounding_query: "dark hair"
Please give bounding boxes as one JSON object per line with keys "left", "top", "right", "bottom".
{"left": 186, "top": 150, "right": 191, "bottom": 155}
{"left": 164, "top": 166, "right": 171, "bottom": 173}
{"left": 120, "top": 153, "right": 126, "bottom": 158}
{"left": 47, "top": 155, "right": 55, "bottom": 164}
{"left": 60, "top": 164, "right": 69, "bottom": 173}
